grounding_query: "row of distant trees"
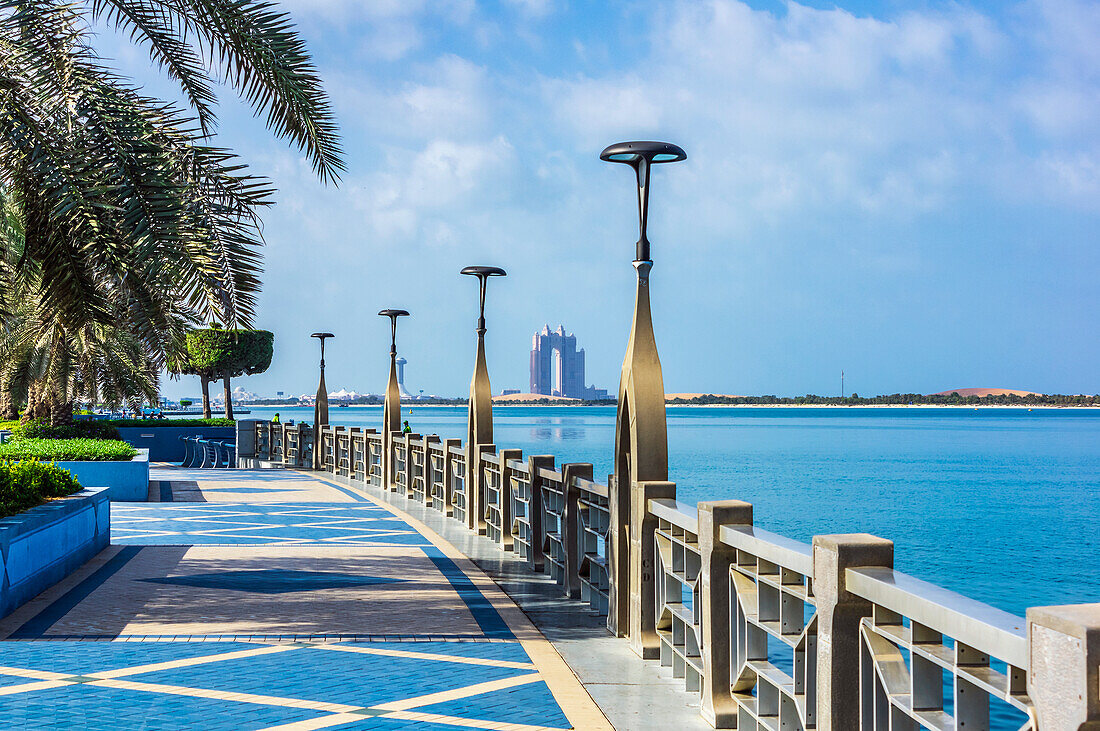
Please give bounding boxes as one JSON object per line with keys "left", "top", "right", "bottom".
{"left": 242, "top": 392, "right": 1099, "bottom": 408}
{"left": 666, "top": 393, "right": 1100, "bottom": 406}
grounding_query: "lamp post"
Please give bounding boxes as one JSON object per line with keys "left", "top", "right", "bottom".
{"left": 460, "top": 265, "right": 506, "bottom": 533}
{"left": 378, "top": 309, "right": 409, "bottom": 490}
{"left": 310, "top": 332, "right": 334, "bottom": 470}
{"left": 600, "top": 140, "right": 686, "bottom": 640}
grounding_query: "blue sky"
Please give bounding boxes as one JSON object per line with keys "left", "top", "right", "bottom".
{"left": 103, "top": 0, "right": 1099, "bottom": 399}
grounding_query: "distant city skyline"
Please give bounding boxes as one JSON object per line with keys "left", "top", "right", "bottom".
{"left": 135, "top": 0, "right": 1099, "bottom": 400}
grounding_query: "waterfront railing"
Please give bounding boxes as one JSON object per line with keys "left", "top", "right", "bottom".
{"left": 243, "top": 419, "right": 1097, "bottom": 730}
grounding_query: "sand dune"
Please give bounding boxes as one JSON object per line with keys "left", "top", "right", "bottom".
{"left": 929, "top": 387, "right": 1040, "bottom": 397}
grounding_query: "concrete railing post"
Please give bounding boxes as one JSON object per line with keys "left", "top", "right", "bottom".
{"left": 497, "top": 448, "right": 522, "bottom": 551}
{"left": 561, "top": 463, "right": 593, "bottom": 599}
{"left": 526, "top": 455, "right": 555, "bottom": 572}
{"left": 1027, "top": 603, "right": 1100, "bottom": 730}
{"left": 236, "top": 419, "right": 258, "bottom": 463}
{"left": 699, "top": 500, "right": 753, "bottom": 728}
{"left": 812, "top": 533, "right": 894, "bottom": 731}
{"left": 630, "top": 480, "right": 676, "bottom": 659}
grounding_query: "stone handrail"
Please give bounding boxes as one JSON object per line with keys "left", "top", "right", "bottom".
{"left": 245, "top": 418, "right": 1098, "bottom": 730}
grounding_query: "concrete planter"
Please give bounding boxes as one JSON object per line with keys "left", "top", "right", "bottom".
{"left": 117, "top": 426, "right": 235, "bottom": 462}
{"left": 55, "top": 449, "right": 150, "bottom": 501}
{"left": 0, "top": 487, "right": 110, "bottom": 619}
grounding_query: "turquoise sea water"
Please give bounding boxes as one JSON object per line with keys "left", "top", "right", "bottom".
{"left": 240, "top": 405, "right": 1099, "bottom": 618}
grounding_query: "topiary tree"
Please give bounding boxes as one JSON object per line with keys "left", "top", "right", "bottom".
{"left": 171, "top": 328, "right": 274, "bottom": 419}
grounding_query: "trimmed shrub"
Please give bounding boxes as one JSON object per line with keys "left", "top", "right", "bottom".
{"left": 0, "top": 438, "right": 137, "bottom": 462}
{"left": 104, "top": 418, "right": 234, "bottom": 428}
{"left": 0, "top": 460, "right": 83, "bottom": 518}
{"left": 11, "top": 418, "right": 120, "bottom": 441}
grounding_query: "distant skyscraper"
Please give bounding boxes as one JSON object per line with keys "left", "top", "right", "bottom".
{"left": 530, "top": 325, "right": 607, "bottom": 399}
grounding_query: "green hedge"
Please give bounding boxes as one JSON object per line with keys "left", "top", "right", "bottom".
{"left": 0, "top": 460, "right": 83, "bottom": 518}
{"left": 10, "top": 419, "right": 121, "bottom": 441}
{"left": 104, "top": 418, "right": 235, "bottom": 428}
{"left": 0, "top": 438, "right": 138, "bottom": 462}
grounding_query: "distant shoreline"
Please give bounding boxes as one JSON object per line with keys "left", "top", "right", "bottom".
{"left": 240, "top": 401, "right": 1099, "bottom": 410}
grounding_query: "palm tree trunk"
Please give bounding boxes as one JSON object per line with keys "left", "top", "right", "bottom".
{"left": 48, "top": 391, "right": 74, "bottom": 427}
{"left": 22, "top": 385, "right": 43, "bottom": 422}
{"left": 0, "top": 387, "right": 16, "bottom": 421}
{"left": 200, "top": 375, "right": 212, "bottom": 419}
{"left": 223, "top": 376, "right": 234, "bottom": 420}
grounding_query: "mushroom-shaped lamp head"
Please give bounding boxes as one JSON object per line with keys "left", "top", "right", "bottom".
{"left": 311, "top": 332, "right": 335, "bottom": 366}
{"left": 460, "top": 266, "right": 506, "bottom": 334}
{"left": 600, "top": 141, "right": 686, "bottom": 262}
{"left": 377, "top": 309, "right": 410, "bottom": 355}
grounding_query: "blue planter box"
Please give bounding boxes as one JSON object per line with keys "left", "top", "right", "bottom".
{"left": 55, "top": 450, "right": 150, "bottom": 501}
{"left": 117, "top": 426, "right": 235, "bottom": 462}
{"left": 0, "top": 487, "right": 110, "bottom": 619}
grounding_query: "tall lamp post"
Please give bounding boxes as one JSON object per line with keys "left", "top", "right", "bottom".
{"left": 310, "top": 332, "right": 334, "bottom": 470}
{"left": 600, "top": 141, "right": 686, "bottom": 641}
{"left": 460, "top": 265, "right": 506, "bottom": 533}
{"left": 378, "top": 309, "right": 409, "bottom": 490}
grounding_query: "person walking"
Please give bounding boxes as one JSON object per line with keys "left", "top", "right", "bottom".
{"left": 272, "top": 412, "right": 281, "bottom": 424}
{"left": 402, "top": 419, "right": 412, "bottom": 434}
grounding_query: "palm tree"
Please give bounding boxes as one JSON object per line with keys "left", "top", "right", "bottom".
{"left": 0, "top": 0, "right": 344, "bottom": 418}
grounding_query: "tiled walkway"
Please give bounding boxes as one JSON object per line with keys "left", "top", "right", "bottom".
{"left": 0, "top": 467, "right": 610, "bottom": 730}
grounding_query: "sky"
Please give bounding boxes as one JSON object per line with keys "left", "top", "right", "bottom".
{"left": 98, "top": 0, "right": 1100, "bottom": 399}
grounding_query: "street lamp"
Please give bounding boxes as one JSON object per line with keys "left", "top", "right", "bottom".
{"left": 378, "top": 309, "right": 409, "bottom": 490}
{"left": 460, "top": 265, "right": 506, "bottom": 533}
{"left": 310, "top": 332, "right": 334, "bottom": 470}
{"left": 600, "top": 140, "right": 686, "bottom": 640}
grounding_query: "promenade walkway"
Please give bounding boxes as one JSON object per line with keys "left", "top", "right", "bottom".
{"left": 0, "top": 466, "right": 614, "bottom": 730}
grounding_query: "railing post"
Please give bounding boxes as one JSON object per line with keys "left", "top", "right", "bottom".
{"left": 236, "top": 419, "right": 258, "bottom": 464}
{"left": 812, "top": 533, "right": 894, "bottom": 731}
{"left": 497, "top": 448, "right": 522, "bottom": 551}
{"left": 1027, "top": 603, "right": 1100, "bottom": 729}
{"left": 526, "top": 456, "right": 555, "bottom": 572}
{"left": 698, "top": 500, "right": 753, "bottom": 729}
{"left": 561, "top": 463, "right": 593, "bottom": 599}
{"left": 630, "top": 480, "right": 676, "bottom": 659}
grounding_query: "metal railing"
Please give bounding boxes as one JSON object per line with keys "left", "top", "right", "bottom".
{"left": 509, "top": 459, "right": 535, "bottom": 563}
{"left": 351, "top": 429, "right": 367, "bottom": 482}
{"left": 720, "top": 522, "right": 817, "bottom": 729}
{"left": 245, "top": 418, "right": 1096, "bottom": 731}
{"left": 482, "top": 451, "right": 505, "bottom": 544}
{"left": 849, "top": 566, "right": 1033, "bottom": 730}
{"left": 539, "top": 466, "right": 567, "bottom": 589}
{"left": 651, "top": 499, "right": 704, "bottom": 694}
{"left": 367, "top": 432, "right": 383, "bottom": 487}
{"left": 577, "top": 478, "right": 610, "bottom": 615}
{"left": 450, "top": 445, "right": 469, "bottom": 525}
{"left": 392, "top": 439, "right": 408, "bottom": 494}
